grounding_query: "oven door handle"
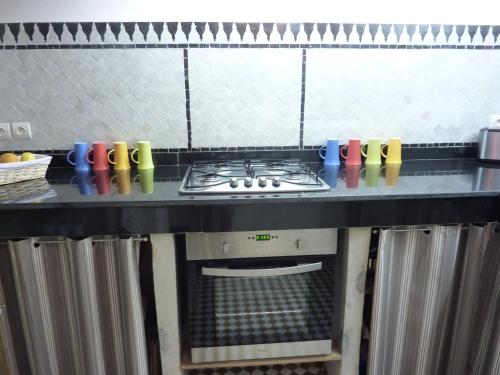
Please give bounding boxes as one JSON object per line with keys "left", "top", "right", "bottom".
{"left": 201, "top": 262, "right": 322, "bottom": 277}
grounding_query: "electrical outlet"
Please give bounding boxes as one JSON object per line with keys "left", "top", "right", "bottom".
{"left": 489, "top": 114, "right": 500, "bottom": 127}
{"left": 11, "top": 122, "right": 32, "bottom": 139}
{"left": 0, "top": 123, "right": 11, "bottom": 140}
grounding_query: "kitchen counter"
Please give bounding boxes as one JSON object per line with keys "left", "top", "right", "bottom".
{"left": 0, "top": 159, "right": 499, "bottom": 236}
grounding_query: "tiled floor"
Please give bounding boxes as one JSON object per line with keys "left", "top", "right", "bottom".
{"left": 189, "top": 362, "right": 327, "bottom": 375}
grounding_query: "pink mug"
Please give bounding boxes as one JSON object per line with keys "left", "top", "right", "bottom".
{"left": 340, "top": 139, "right": 362, "bottom": 166}
{"left": 86, "top": 141, "right": 109, "bottom": 171}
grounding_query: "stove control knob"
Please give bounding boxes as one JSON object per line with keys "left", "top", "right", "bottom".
{"left": 258, "top": 176, "right": 267, "bottom": 187}
{"left": 229, "top": 177, "right": 239, "bottom": 188}
{"left": 244, "top": 177, "right": 253, "bottom": 187}
{"left": 272, "top": 176, "right": 281, "bottom": 187}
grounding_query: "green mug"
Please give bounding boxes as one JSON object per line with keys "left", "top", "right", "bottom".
{"left": 131, "top": 141, "right": 154, "bottom": 170}
{"left": 134, "top": 168, "right": 154, "bottom": 194}
{"left": 361, "top": 137, "right": 384, "bottom": 165}
{"left": 361, "top": 164, "right": 382, "bottom": 187}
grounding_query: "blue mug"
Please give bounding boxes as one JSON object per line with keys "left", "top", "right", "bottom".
{"left": 70, "top": 170, "right": 94, "bottom": 196}
{"left": 67, "top": 141, "right": 91, "bottom": 172}
{"left": 319, "top": 138, "right": 340, "bottom": 166}
{"left": 322, "top": 165, "right": 339, "bottom": 188}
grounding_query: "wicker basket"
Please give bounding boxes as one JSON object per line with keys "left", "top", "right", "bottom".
{"left": 0, "top": 154, "right": 52, "bottom": 186}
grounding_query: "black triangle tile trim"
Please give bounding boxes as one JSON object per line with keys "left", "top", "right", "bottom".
{"left": 276, "top": 23, "right": 287, "bottom": 40}
{"left": 7, "top": 23, "right": 20, "bottom": 42}
{"left": 356, "top": 24, "right": 365, "bottom": 42}
{"left": 343, "top": 23, "right": 353, "bottom": 41}
{"left": 479, "top": 25, "right": 489, "bottom": 42}
{"left": 430, "top": 24, "right": 440, "bottom": 41}
{"left": 406, "top": 24, "right": 417, "bottom": 41}
{"left": 123, "top": 22, "right": 136, "bottom": 41}
{"left": 381, "top": 24, "right": 391, "bottom": 41}
{"left": 368, "top": 24, "right": 378, "bottom": 41}
{"left": 195, "top": 22, "right": 206, "bottom": 40}
{"left": 0, "top": 24, "right": 4, "bottom": 43}
{"left": 222, "top": 22, "right": 233, "bottom": 41}
{"left": 167, "top": 22, "right": 178, "bottom": 41}
{"left": 394, "top": 24, "right": 404, "bottom": 42}
{"left": 208, "top": 22, "right": 219, "bottom": 41}
{"left": 23, "top": 23, "right": 35, "bottom": 41}
{"left": 330, "top": 23, "right": 340, "bottom": 41}
{"left": 290, "top": 23, "right": 300, "bottom": 41}
{"left": 263, "top": 23, "right": 273, "bottom": 41}
{"left": 468, "top": 25, "right": 478, "bottom": 41}
{"left": 51, "top": 22, "right": 64, "bottom": 41}
{"left": 181, "top": 22, "right": 192, "bottom": 40}
{"left": 443, "top": 24, "right": 453, "bottom": 42}
{"left": 418, "top": 24, "right": 428, "bottom": 40}
{"left": 235, "top": 23, "right": 246, "bottom": 41}
{"left": 109, "top": 22, "right": 121, "bottom": 41}
{"left": 492, "top": 26, "right": 500, "bottom": 42}
{"left": 94, "top": 22, "right": 107, "bottom": 41}
{"left": 304, "top": 23, "right": 314, "bottom": 41}
{"left": 316, "top": 23, "right": 327, "bottom": 41}
{"left": 152, "top": 22, "right": 164, "bottom": 41}
{"left": 37, "top": 23, "right": 49, "bottom": 41}
{"left": 455, "top": 25, "right": 466, "bottom": 41}
{"left": 137, "top": 22, "right": 149, "bottom": 41}
{"left": 249, "top": 23, "right": 260, "bottom": 41}
{"left": 80, "top": 22, "right": 92, "bottom": 41}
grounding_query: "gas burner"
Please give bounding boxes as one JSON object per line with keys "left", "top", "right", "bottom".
{"left": 179, "top": 159, "right": 330, "bottom": 194}
{"left": 200, "top": 174, "right": 220, "bottom": 183}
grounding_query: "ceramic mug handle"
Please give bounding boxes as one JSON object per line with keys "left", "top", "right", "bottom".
{"left": 130, "top": 149, "right": 139, "bottom": 164}
{"left": 340, "top": 145, "right": 349, "bottom": 160}
{"left": 107, "top": 149, "right": 116, "bottom": 165}
{"left": 318, "top": 146, "right": 326, "bottom": 160}
{"left": 381, "top": 144, "right": 389, "bottom": 158}
{"left": 66, "top": 150, "right": 76, "bottom": 166}
{"left": 360, "top": 144, "right": 368, "bottom": 158}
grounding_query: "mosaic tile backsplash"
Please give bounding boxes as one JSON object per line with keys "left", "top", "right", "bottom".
{"left": 0, "top": 21, "right": 499, "bottom": 151}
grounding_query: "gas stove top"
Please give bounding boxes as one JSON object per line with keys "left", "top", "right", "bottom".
{"left": 179, "top": 159, "right": 330, "bottom": 194}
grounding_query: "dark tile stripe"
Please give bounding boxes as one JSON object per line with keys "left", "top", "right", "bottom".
{"left": 299, "top": 48, "right": 307, "bottom": 149}
{"left": 183, "top": 48, "right": 192, "bottom": 150}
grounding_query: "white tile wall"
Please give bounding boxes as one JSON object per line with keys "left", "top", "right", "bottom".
{"left": 189, "top": 49, "right": 302, "bottom": 147}
{"left": 304, "top": 49, "right": 500, "bottom": 145}
{"left": 0, "top": 49, "right": 187, "bottom": 150}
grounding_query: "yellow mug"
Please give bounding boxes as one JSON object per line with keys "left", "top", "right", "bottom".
{"left": 384, "top": 163, "right": 401, "bottom": 187}
{"left": 361, "top": 138, "right": 383, "bottom": 165}
{"left": 111, "top": 169, "right": 131, "bottom": 194}
{"left": 131, "top": 141, "right": 154, "bottom": 170}
{"left": 382, "top": 137, "right": 402, "bottom": 164}
{"left": 107, "top": 141, "right": 131, "bottom": 170}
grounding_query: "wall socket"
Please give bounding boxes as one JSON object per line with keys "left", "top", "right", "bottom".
{"left": 0, "top": 123, "right": 11, "bottom": 140}
{"left": 11, "top": 122, "right": 32, "bottom": 139}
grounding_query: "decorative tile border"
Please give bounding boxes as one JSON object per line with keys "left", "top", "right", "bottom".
{"left": 0, "top": 22, "right": 499, "bottom": 48}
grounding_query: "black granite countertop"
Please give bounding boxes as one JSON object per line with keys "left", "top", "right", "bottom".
{"left": 0, "top": 159, "right": 499, "bottom": 236}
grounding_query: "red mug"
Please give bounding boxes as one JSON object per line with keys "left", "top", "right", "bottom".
{"left": 341, "top": 164, "right": 361, "bottom": 188}
{"left": 86, "top": 141, "right": 109, "bottom": 171}
{"left": 340, "top": 139, "right": 362, "bottom": 166}
{"left": 92, "top": 169, "right": 111, "bottom": 195}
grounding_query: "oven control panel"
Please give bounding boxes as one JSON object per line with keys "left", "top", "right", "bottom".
{"left": 186, "top": 229, "right": 337, "bottom": 260}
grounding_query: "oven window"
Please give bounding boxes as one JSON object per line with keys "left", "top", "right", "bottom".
{"left": 188, "top": 256, "right": 335, "bottom": 348}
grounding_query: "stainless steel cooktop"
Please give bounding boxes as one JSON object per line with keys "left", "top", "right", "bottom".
{"left": 179, "top": 159, "right": 330, "bottom": 194}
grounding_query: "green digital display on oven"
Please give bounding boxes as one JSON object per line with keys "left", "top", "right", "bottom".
{"left": 255, "top": 234, "right": 271, "bottom": 241}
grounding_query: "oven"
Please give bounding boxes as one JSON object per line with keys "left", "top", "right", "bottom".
{"left": 184, "top": 229, "right": 338, "bottom": 363}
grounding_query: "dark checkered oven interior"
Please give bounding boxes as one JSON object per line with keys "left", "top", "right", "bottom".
{"left": 187, "top": 256, "right": 335, "bottom": 348}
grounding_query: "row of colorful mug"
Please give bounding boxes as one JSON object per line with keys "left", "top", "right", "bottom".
{"left": 72, "top": 168, "right": 154, "bottom": 195}
{"left": 319, "top": 137, "right": 402, "bottom": 166}
{"left": 67, "top": 141, "right": 154, "bottom": 172}
{"left": 322, "top": 163, "right": 401, "bottom": 189}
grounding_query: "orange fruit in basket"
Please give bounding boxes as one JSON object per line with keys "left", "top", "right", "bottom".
{"left": 0, "top": 153, "right": 19, "bottom": 163}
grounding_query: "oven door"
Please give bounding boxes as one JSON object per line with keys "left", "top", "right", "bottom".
{"left": 187, "top": 255, "right": 335, "bottom": 363}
